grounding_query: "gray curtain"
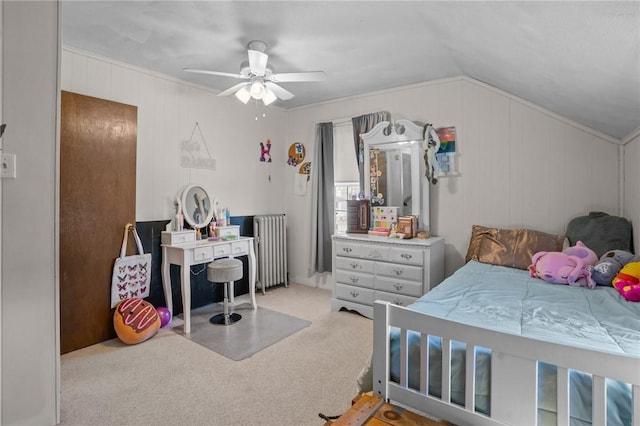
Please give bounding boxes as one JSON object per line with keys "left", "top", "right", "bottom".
{"left": 352, "top": 111, "right": 390, "bottom": 198}
{"left": 309, "top": 122, "right": 335, "bottom": 273}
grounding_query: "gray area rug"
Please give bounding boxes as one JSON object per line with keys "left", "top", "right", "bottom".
{"left": 172, "top": 304, "right": 311, "bottom": 361}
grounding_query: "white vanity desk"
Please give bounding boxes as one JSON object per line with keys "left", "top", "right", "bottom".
{"left": 161, "top": 236, "right": 257, "bottom": 334}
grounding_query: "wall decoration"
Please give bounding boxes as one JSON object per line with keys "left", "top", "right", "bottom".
{"left": 181, "top": 122, "right": 216, "bottom": 170}
{"left": 298, "top": 161, "right": 311, "bottom": 176}
{"left": 369, "top": 147, "right": 386, "bottom": 206}
{"left": 287, "top": 142, "right": 306, "bottom": 166}
{"left": 260, "top": 138, "right": 272, "bottom": 162}
{"left": 435, "top": 126, "right": 457, "bottom": 176}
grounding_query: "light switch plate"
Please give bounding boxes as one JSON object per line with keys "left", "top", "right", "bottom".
{"left": 1, "top": 153, "right": 16, "bottom": 178}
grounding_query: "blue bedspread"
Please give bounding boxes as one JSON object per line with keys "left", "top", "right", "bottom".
{"left": 389, "top": 261, "right": 639, "bottom": 425}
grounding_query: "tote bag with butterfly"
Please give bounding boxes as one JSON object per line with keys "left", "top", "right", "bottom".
{"left": 111, "top": 224, "right": 152, "bottom": 308}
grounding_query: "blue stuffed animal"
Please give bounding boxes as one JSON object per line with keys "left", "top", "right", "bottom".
{"left": 588, "top": 249, "right": 635, "bottom": 286}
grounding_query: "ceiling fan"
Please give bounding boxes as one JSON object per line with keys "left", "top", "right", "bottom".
{"left": 183, "top": 40, "right": 326, "bottom": 105}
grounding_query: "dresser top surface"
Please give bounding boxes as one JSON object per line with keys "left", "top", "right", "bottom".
{"left": 333, "top": 233, "right": 443, "bottom": 247}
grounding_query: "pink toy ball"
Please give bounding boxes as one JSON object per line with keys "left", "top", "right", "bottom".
{"left": 156, "top": 306, "right": 172, "bottom": 328}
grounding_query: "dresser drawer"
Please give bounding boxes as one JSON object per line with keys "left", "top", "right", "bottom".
{"left": 213, "top": 244, "right": 231, "bottom": 257}
{"left": 375, "top": 276, "right": 423, "bottom": 297}
{"left": 335, "top": 257, "right": 375, "bottom": 274}
{"left": 335, "top": 241, "right": 362, "bottom": 258}
{"left": 335, "top": 270, "right": 374, "bottom": 289}
{"left": 231, "top": 240, "right": 249, "bottom": 256}
{"left": 374, "top": 290, "right": 417, "bottom": 307}
{"left": 336, "top": 283, "right": 375, "bottom": 305}
{"left": 361, "top": 245, "right": 390, "bottom": 261}
{"left": 389, "top": 247, "right": 424, "bottom": 266}
{"left": 375, "top": 262, "right": 422, "bottom": 282}
{"left": 193, "top": 246, "right": 214, "bottom": 262}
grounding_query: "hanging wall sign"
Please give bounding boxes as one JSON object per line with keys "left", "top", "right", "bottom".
{"left": 181, "top": 122, "right": 216, "bottom": 170}
{"left": 287, "top": 142, "right": 306, "bottom": 166}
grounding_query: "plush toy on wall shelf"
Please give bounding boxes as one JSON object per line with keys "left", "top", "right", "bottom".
{"left": 528, "top": 241, "right": 598, "bottom": 289}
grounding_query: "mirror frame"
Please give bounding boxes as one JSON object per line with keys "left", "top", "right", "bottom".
{"left": 180, "top": 184, "right": 214, "bottom": 229}
{"left": 362, "top": 119, "right": 429, "bottom": 229}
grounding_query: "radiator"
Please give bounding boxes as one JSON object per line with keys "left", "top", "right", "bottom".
{"left": 253, "top": 214, "right": 288, "bottom": 293}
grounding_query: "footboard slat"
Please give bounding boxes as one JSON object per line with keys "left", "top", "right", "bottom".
{"left": 442, "top": 338, "right": 452, "bottom": 404}
{"left": 373, "top": 301, "right": 640, "bottom": 426}
{"left": 592, "top": 375, "right": 606, "bottom": 426}
{"left": 400, "top": 329, "right": 408, "bottom": 387}
{"left": 556, "top": 366, "right": 569, "bottom": 426}
{"left": 420, "top": 333, "right": 428, "bottom": 394}
{"left": 634, "top": 385, "right": 640, "bottom": 425}
{"left": 465, "top": 345, "right": 475, "bottom": 411}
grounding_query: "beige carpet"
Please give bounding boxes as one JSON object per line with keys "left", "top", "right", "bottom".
{"left": 174, "top": 305, "right": 311, "bottom": 361}
{"left": 60, "top": 283, "right": 373, "bottom": 426}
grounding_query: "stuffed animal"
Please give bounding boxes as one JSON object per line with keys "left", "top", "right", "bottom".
{"left": 529, "top": 250, "right": 596, "bottom": 289}
{"left": 588, "top": 250, "right": 635, "bottom": 286}
{"left": 561, "top": 241, "right": 598, "bottom": 267}
{"left": 612, "top": 256, "right": 640, "bottom": 302}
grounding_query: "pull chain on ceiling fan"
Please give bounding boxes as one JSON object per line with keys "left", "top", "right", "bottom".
{"left": 183, "top": 40, "right": 326, "bottom": 105}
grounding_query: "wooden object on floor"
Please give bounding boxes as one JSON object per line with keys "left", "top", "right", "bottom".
{"left": 324, "top": 393, "right": 455, "bottom": 426}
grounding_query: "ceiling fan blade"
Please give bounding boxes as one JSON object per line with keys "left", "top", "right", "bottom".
{"left": 248, "top": 49, "right": 268, "bottom": 76}
{"left": 183, "top": 68, "right": 247, "bottom": 79}
{"left": 265, "top": 81, "right": 294, "bottom": 100}
{"left": 269, "top": 71, "right": 327, "bottom": 83}
{"left": 217, "top": 82, "right": 250, "bottom": 97}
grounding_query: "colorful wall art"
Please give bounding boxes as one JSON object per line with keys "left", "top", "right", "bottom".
{"left": 435, "top": 126, "right": 457, "bottom": 176}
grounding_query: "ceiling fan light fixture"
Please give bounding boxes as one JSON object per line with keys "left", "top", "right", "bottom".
{"left": 250, "top": 80, "right": 265, "bottom": 99}
{"left": 235, "top": 86, "right": 251, "bottom": 104}
{"left": 262, "top": 88, "right": 277, "bottom": 106}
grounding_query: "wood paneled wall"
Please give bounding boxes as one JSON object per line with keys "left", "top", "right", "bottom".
{"left": 624, "top": 132, "right": 640, "bottom": 251}
{"left": 61, "top": 48, "right": 624, "bottom": 285}
{"left": 287, "top": 78, "right": 621, "bottom": 281}
{"left": 61, "top": 48, "right": 289, "bottom": 221}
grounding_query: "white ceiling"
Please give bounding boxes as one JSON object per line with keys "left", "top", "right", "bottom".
{"left": 61, "top": 1, "right": 639, "bottom": 140}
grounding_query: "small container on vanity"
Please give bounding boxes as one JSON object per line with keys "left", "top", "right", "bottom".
{"left": 161, "top": 230, "right": 196, "bottom": 245}
{"left": 215, "top": 225, "right": 240, "bottom": 241}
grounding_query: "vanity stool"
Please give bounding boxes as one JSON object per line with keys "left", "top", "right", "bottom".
{"left": 207, "top": 258, "right": 243, "bottom": 325}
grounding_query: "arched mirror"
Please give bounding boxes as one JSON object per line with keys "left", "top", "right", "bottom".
{"left": 181, "top": 184, "right": 214, "bottom": 229}
{"left": 362, "top": 119, "right": 429, "bottom": 230}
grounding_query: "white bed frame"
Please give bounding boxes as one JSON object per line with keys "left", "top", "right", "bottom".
{"left": 372, "top": 301, "right": 640, "bottom": 426}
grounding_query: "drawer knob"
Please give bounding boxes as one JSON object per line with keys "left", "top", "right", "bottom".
{"left": 350, "top": 262, "right": 359, "bottom": 269}
{"left": 350, "top": 291, "right": 359, "bottom": 298}
{"left": 401, "top": 253, "right": 413, "bottom": 260}
{"left": 393, "top": 300, "right": 403, "bottom": 306}
{"left": 343, "top": 247, "right": 352, "bottom": 253}
{"left": 350, "top": 276, "right": 359, "bottom": 283}
{"left": 393, "top": 268, "right": 404, "bottom": 276}
{"left": 393, "top": 283, "right": 403, "bottom": 291}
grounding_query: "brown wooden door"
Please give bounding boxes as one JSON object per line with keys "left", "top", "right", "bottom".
{"left": 60, "top": 91, "right": 137, "bottom": 354}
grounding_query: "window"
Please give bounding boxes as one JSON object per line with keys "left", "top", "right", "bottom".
{"left": 334, "top": 122, "right": 358, "bottom": 234}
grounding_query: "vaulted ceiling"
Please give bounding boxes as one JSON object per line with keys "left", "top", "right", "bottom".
{"left": 61, "top": 1, "right": 639, "bottom": 140}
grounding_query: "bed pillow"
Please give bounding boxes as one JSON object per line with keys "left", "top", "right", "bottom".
{"left": 465, "top": 225, "right": 565, "bottom": 270}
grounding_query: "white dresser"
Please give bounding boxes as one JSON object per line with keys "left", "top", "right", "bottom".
{"left": 331, "top": 234, "right": 444, "bottom": 319}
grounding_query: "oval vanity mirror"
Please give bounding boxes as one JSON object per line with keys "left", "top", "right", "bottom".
{"left": 181, "top": 184, "right": 214, "bottom": 229}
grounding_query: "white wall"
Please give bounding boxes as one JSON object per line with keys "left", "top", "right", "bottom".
{"left": 623, "top": 129, "right": 640, "bottom": 250}
{"left": 286, "top": 77, "right": 621, "bottom": 283}
{"left": 61, "top": 48, "right": 290, "bottom": 220}
{"left": 1, "top": 1, "right": 59, "bottom": 424}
